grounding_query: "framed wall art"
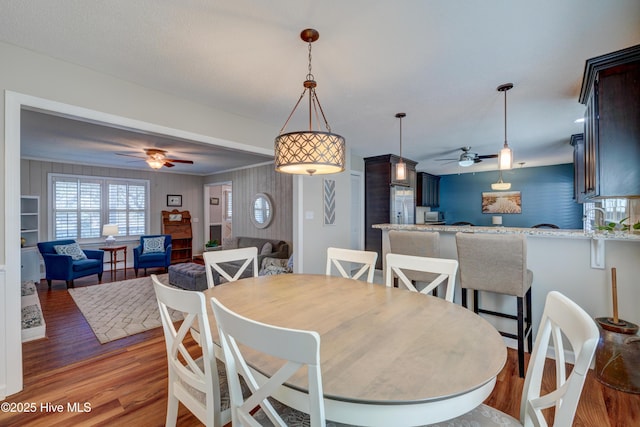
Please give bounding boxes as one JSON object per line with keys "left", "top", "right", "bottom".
{"left": 324, "top": 178, "right": 336, "bottom": 225}
{"left": 167, "top": 194, "right": 182, "bottom": 207}
{"left": 210, "top": 197, "right": 220, "bottom": 205}
{"left": 482, "top": 191, "right": 521, "bottom": 214}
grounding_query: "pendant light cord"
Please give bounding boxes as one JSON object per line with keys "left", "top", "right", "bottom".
{"left": 503, "top": 88, "right": 508, "bottom": 148}
{"left": 399, "top": 115, "right": 403, "bottom": 160}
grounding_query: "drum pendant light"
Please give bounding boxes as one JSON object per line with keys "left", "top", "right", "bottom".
{"left": 274, "top": 29, "right": 346, "bottom": 176}
{"left": 497, "top": 83, "right": 514, "bottom": 170}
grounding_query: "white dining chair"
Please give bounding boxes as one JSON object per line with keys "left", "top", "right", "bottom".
{"left": 388, "top": 230, "right": 442, "bottom": 292}
{"left": 385, "top": 253, "right": 458, "bottom": 302}
{"left": 203, "top": 246, "right": 258, "bottom": 287}
{"left": 210, "top": 297, "right": 354, "bottom": 427}
{"left": 426, "top": 291, "right": 599, "bottom": 427}
{"left": 151, "top": 274, "right": 232, "bottom": 427}
{"left": 326, "top": 247, "right": 378, "bottom": 283}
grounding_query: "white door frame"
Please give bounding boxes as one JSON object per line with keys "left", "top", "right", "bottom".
{"left": 2, "top": 91, "right": 267, "bottom": 397}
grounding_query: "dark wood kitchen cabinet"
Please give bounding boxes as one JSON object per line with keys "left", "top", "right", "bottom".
{"left": 570, "top": 133, "right": 587, "bottom": 203}
{"left": 416, "top": 172, "right": 440, "bottom": 207}
{"left": 578, "top": 44, "right": 640, "bottom": 199}
{"left": 364, "top": 154, "right": 417, "bottom": 269}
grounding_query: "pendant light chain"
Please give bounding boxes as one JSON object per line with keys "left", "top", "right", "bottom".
{"left": 307, "top": 39, "right": 314, "bottom": 80}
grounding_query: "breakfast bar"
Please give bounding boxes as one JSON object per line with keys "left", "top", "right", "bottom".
{"left": 373, "top": 224, "right": 640, "bottom": 340}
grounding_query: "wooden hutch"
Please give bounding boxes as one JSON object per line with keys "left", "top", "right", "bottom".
{"left": 161, "top": 209, "right": 193, "bottom": 264}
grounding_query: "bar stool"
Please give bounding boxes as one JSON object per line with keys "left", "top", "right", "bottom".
{"left": 455, "top": 232, "right": 533, "bottom": 377}
{"left": 388, "top": 230, "right": 440, "bottom": 293}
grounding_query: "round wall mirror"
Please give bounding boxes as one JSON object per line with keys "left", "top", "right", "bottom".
{"left": 250, "top": 193, "right": 273, "bottom": 229}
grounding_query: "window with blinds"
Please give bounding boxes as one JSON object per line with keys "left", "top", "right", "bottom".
{"left": 224, "top": 190, "right": 233, "bottom": 221}
{"left": 50, "top": 174, "right": 149, "bottom": 241}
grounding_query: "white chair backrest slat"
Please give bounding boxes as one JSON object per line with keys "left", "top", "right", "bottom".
{"left": 326, "top": 247, "right": 378, "bottom": 283}
{"left": 385, "top": 253, "right": 458, "bottom": 302}
{"left": 203, "top": 247, "right": 258, "bottom": 287}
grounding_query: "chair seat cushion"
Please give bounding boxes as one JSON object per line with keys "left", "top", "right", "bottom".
{"left": 177, "top": 357, "right": 233, "bottom": 411}
{"left": 72, "top": 258, "right": 101, "bottom": 272}
{"left": 253, "top": 397, "right": 353, "bottom": 427}
{"left": 139, "top": 252, "right": 166, "bottom": 262}
{"left": 425, "top": 404, "right": 520, "bottom": 426}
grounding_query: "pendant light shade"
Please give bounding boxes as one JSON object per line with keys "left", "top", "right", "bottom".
{"left": 497, "top": 83, "right": 514, "bottom": 170}
{"left": 274, "top": 29, "right": 345, "bottom": 176}
{"left": 491, "top": 170, "right": 511, "bottom": 190}
{"left": 395, "top": 113, "right": 407, "bottom": 180}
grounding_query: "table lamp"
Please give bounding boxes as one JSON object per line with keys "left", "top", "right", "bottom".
{"left": 102, "top": 224, "right": 119, "bottom": 245}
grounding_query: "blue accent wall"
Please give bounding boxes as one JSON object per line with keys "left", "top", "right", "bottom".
{"left": 436, "top": 164, "right": 583, "bottom": 229}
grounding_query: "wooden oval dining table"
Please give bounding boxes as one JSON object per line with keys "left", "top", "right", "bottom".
{"left": 202, "top": 273, "right": 507, "bottom": 426}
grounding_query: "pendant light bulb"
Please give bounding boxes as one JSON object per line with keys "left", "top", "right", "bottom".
{"left": 395, "top": 113, "right": 407, "bottom": 180}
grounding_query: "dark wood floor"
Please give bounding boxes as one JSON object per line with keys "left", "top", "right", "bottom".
{"left": 2, "top": 268, "right": 638, "bottom": 426}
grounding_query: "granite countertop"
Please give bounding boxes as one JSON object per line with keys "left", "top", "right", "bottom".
{"left": 372, "top": 223, "right": 640, "bottom": 241}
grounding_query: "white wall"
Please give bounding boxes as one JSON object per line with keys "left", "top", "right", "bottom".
{"left": 293, "top": 156, "right": 353, "bottom": 274}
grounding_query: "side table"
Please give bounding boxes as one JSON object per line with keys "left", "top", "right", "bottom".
{"left": 100, "top": 245, "right": 127, "bottom": 279}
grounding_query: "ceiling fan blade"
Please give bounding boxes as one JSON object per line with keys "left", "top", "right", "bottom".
{"left": 116, "top": 153, "right": 145, "bottom": 159}
{"left": 477, "top": 154, "right": 498, "bottom": 159}
{"left": 165, "top": 159, "right": 194, "bottom": 164}
{"left": 163, "top": 162, "right": 175, "bottom": 168}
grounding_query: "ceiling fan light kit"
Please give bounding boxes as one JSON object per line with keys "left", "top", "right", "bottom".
{"left": 497, "top": 83, "right": 514, "bottom": 170}
{"left": 395, "top": 113, "right": 407, "bottom": 180}
{"left": 439, "top": 146, "right": 498, "bottom": 168}
{"left": 117, "top": 148, "right": 194, "bottom": 170}
{"left": 458, "top": 153, "right": 475, "bottom": 167}
{"left": 274, "top": 28, "right": 345, "bottom": 176}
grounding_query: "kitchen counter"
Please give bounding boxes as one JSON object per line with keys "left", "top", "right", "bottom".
{"left": 373, "top": 223, "right": 640, "bottom": 343}
{"left": 373, "top": 223, "right": 640, "bottom": 241}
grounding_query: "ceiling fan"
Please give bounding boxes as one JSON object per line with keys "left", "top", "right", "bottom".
{"left": 116, "top": 148, "right": 194, "bottom": 169}
{"left": 436, "top": 146, "right": 498, "bottom": 167}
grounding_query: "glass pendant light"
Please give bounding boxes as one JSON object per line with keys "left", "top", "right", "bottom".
{"left": 491, "top": 170, "right": 511, "bottom": 190}
{"left": 497, "top": 83, "right": 514, "bottom": 170}
{"left": 395, "top": 113, "right": 407, "bottom": 180}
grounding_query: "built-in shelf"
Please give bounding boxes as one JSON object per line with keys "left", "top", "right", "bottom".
{"left": 21, "top": 196, "right": 42, "bottom": 282}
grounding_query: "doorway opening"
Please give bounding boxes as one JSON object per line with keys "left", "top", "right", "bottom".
{"left": 204, "top": 182, "right": 233, "bottom": 248}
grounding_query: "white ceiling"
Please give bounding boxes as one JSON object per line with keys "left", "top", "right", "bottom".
{"left": 3, "top": 1, "right": 640, "bottom": 175}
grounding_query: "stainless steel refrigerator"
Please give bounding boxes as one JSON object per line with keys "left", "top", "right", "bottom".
{"left": 390, "top": 185, "right": 415, "bottom": 224}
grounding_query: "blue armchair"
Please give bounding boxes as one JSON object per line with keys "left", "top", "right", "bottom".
{"left": 133, "top": 234, "right": 172, "bottom": 277}
{"left": 37, "top": 239, "right": 104, "bottom": 289}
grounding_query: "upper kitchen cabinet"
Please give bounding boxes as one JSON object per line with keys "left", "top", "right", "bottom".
{"left": 578, "top": 44, "right": 640, "bottom": 199}
{"left": 416, "top": 172, "right": 440, "bottom": 207}
{"left": 570, "top": 133, "right": 587, "bottom": 203}
{"left": 364, "top": 154, "right": 417, "bottom": 189}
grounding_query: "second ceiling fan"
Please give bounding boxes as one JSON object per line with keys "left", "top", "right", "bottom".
{"left": 117, "top": 148, "right": 194, "bottom": 169}
{"left": 436, "top": 146, "right": 497, "bottom": 167}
